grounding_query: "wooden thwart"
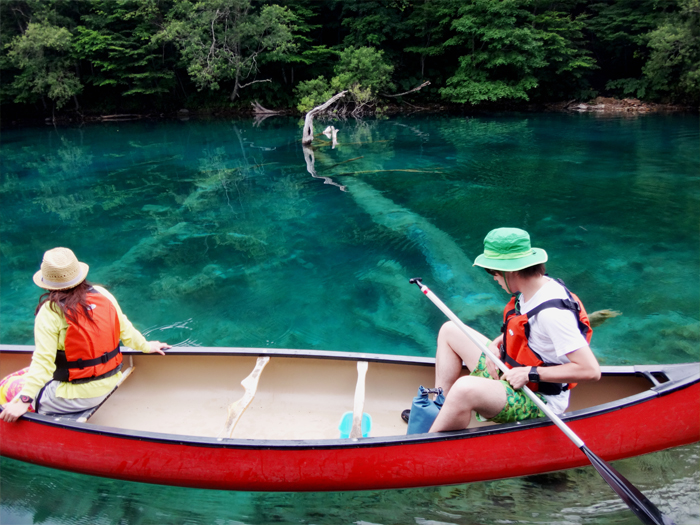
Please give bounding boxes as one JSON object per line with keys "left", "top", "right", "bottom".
{"left": 349, "top": 361, "right": 369, "bottom": 439}
{"left": 220, "top": 356, "right": 271, "bottom": 438}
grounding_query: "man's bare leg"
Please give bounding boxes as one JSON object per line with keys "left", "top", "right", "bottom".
{"left": 434, "top": 321, "right": 490, "bottom": 396}
{"left": 431, "top": 321, "right": 506, "bottom": 432}
{"left": 430, "top": 376, "right": 507, "bottom": 432}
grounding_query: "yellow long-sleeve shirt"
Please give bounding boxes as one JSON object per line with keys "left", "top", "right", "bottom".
{"left": 19, "top": 285, "right": 152, "bottom": 401}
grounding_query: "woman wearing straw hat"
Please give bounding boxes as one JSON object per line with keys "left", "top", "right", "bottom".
{"left": 0, "top": 247, "right": 170, "bottom": 423}
{"left": 427, "top": 228, "right": 600, "bottom": 432}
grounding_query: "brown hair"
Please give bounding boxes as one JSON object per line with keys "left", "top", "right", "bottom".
{"left": 515, "top": 263, "right": 547, "bottom": 278}
{"left": 35, "top": 280, "right": 97, "bottom": 325}
{"left": 484, "top": 263, "right": 546, "bottom": 278}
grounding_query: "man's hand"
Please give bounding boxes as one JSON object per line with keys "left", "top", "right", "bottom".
{"left": 502, "top": 366, "right": 530, "bottom": 390}
{"left": 485, "top": 335, "right": 504, "bottom": 379}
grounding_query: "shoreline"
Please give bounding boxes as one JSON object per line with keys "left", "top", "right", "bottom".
{"left": 1, "top": 98, "right": 696, "bottom": 129}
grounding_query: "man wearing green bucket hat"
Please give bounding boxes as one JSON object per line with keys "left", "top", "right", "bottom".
{"left": 428, "top": 227, "right": 601, "bottom": 432}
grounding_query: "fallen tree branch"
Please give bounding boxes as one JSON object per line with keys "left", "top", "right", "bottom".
{"left": 251, "top": 100, "right": 281, "bottom": 114}
{"left": 100, "top": 114, "right": 143, "bottom": 120}
{"left": 318, "top": 156, "right": 364, "bottom": 171}
{"left": 199, "top": 162, "right": 277, "bottom": 174}
{"left": 381, "top": 81, "right": 430, "bottom": 98}
{"left": 335, "top": 168, "right": 444, "bottom": 176}
{"left": 239, "top": 79, "right": 272, "bottom": 89}
{"left": 337, "top": 140, "right": 390, "bottom": 145}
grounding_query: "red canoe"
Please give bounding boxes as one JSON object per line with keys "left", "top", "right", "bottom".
{"left": 0, "top": 345, "right": 697, "bottom": 491}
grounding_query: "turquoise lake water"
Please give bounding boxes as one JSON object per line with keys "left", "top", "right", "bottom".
{"left": 0, "top": 113, "right": 698, "bottom": 523}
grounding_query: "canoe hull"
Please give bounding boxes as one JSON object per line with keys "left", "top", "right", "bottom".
{"left": 1, "top": 349, "right": 698, "bottom": 491}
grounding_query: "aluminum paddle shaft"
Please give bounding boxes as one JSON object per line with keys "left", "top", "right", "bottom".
{"left": 409, "top": 277, "right": 674, "bottom": 525}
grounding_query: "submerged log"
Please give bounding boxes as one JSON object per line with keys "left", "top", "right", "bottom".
{"left": 345, "top": 178, "right": 502, "bottom": 321}
{"left": 302, "top": 91, "right": 347, "bottom": 145}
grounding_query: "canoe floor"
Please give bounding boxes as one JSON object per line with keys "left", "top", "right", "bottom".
{"left": 0, "top": 353, "right": 652, "bottom": 440}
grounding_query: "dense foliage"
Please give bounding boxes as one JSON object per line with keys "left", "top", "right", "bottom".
{"left": 1, "top": 0, "right": 697, "bottom": 119}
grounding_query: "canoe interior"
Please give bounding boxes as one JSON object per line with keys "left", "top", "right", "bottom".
{"left": 0, "top": 352, "right": 655, "bottom": 440}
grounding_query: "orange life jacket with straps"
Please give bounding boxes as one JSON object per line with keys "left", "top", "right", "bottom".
{"left": 53, "top": 288, "right": 123, "bottom": 384}
{"left": 500, "top": 279, "right": 592, "bottom": 395}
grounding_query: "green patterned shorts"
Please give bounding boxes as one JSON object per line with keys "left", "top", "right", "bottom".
{"left": 471, "top": 353, "right": 547, "bottom": 424}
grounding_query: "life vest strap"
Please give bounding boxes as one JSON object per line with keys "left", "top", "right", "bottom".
{"left": 526, "top": 298, "right": 579, "bottom": 319}
{"left": 54, "top": 345, "right": 122, "bottom": 383}
{"left": 537, "top": 381, "right": 570, "bottom": 395}
{"left": 62, "top": 345, "right": 121, "bottom": 369}
{"left": 68, "top": 362, "right": 123, "bottom": 385}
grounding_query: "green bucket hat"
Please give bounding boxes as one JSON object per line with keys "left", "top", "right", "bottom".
{"left": 473, "top": 228, "right": 548, "bottom": 272}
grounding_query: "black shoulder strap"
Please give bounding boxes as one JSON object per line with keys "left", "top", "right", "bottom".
{"left": 526, "top": 298, "right": 579, "bottom": 319}
{"left": 553, "top": 278, "right": 580, "bottom": 307}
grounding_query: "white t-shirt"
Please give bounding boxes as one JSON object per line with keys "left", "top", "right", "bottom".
{"left": 517, "top": 278, "right": 588, "bottom": 414}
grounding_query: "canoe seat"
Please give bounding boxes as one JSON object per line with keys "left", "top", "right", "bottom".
{"left": 48, "top": 358, "right": 135, "bottom": 423}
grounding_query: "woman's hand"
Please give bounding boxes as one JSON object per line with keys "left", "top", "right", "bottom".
{"left": 0, "top": 398, "right": 31, "bottom": 423}
{"left": 148, "top": 341, "right": 171, "bottom": 355}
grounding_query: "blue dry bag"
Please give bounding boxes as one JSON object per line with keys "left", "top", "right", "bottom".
{"left": 406, "top": 386, "right": 444, "bottom": 435}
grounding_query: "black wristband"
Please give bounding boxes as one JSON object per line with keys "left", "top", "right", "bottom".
{"left": 528, "top": 366, "right": 540, "bottom": 383}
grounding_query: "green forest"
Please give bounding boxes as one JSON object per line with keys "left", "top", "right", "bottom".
{"left": 1, "top": 0, "right": 698, "bottom": 121}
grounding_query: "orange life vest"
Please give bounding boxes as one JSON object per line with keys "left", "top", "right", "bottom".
{"left": 53, "top": 288, "right": 122, "bottom": 384}
{"left": 500, "top": 279, "right": 592, "bottom": 395}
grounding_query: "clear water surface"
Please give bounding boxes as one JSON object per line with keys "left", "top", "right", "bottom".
{"left": 1, "top": 113, "right": 698, "bottom": 524}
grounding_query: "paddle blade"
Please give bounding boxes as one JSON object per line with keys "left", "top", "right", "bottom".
{"left": 580, "top": 446, "right": 674, "bottom": 525}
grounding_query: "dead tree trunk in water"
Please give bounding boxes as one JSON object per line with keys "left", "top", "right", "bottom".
{"left": 302, "top": 91, "right": 347, "bottom": 145}
{"left": 302, "top": 145, "right": 346, "bottom": 191}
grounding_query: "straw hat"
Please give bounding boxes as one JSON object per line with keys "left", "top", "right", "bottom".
{"left": 33, "top": 247, "right": 89, "bottom": 290}
{"left": 473, "top": 228, "right": 548, "bottom": 272}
